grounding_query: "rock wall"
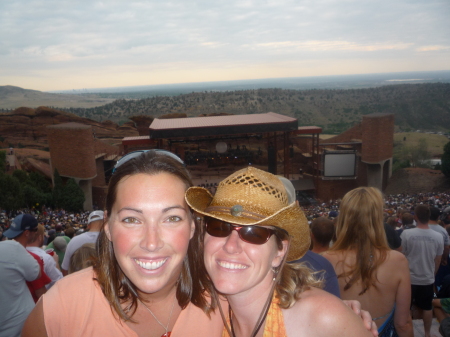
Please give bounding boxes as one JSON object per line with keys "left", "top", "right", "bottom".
{"left": 0, "top": 106, "right": 138, "bottom": 149}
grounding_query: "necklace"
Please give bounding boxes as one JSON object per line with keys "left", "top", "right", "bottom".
{"left": 138, "top": 295, "right": 176, "bottom": 337}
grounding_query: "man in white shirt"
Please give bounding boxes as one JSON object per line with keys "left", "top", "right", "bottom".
{"left": 61, "top": 210, "right": 104, "bottom": 275}
{"left": 401, "top": 205, "right": 444, "bottom": 337}
{"left": 27, "top": 224, "right": 62, "bottom": 289}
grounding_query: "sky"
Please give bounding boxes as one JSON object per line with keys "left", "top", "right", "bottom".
{"left": 1, "top": 0, "right": 449, "bottom": 92}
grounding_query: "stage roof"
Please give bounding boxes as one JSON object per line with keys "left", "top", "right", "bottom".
{"left": 148, "top": 112, "right": 298, "bottom": 139}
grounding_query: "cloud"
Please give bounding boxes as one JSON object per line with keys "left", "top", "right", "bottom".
{"left": 417, "top": 45, "right": 450, "bottom": 52}
{"left": 254, "top": 41, "right": 413, "bottom": 52}
{"left": 0, "top": 0, "right": 449, "bottom": 90}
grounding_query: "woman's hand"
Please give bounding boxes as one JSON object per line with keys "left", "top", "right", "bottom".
{"left": 342, "top": 300, "right": 378, "bottom": 337}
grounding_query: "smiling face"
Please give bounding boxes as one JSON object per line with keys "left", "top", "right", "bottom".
{"left": 204, "top": 225, "right": 287, "bottom": 297}
{"left": 105, "top": 172, "right": 195, "bottom": 296}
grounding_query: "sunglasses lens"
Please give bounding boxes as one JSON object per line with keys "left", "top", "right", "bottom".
{"left": 206, "top": 218, "right": 232, "bottom": 237}
{"left": 205, "top": 217, "right": 273, "bottom": 245}
{"left": 239, "top": 226, "right": 272, "bottom": 245}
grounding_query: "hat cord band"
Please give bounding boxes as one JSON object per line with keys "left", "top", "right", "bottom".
{"left": 205, "top": 206, "right": 266, "bottom": 221}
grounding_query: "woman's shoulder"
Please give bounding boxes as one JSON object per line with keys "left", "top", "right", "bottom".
{"left": 44, "top": 267, "right": 100, "bottom": 311}
{"left": 53, "top": 266, "right": 96, "bottom": 288}
{"left": 322, "top": 249, "right": 352, "bottom": 263}
{"left": 283, "top": 287, "right": 372, "bottom": 336}
{"left": 384, "top": 249, "right": 408, "bottom": 265}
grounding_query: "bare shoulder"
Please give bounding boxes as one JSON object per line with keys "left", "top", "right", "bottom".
{"left": 384, "top": 250, "right": 409, "bottom": 268}
{"left": 386, "top": 249, "right": 407, "bottom": 262}
{"left": 321, "top": 250, "right": 340, "bottom": 263}
{"left": 282, "top": 287, "right": 372, "bottom": 337}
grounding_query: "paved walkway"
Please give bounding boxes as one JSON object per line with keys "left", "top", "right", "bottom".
{"left": 412, "top": 318, "right": 441, "bottom": 337}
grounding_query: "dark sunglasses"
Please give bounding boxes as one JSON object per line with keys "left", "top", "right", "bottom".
{"left": 205, "top": 217, "right": 276, "bottom": 245}
{"left": 112, "top": 150, "right": 184, "bottom": 174}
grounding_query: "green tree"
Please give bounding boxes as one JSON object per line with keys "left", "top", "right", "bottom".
{"left": 22, "top": 185, "right": 46, "bottom": 208}
{"left": 392, "top": 138, "right": 433, "bottom": 171}
{"left": 0, "top": 150, "right": 6, "bottom": 174}
{"left": 0, "top": 174, "right": 23, "bottom": 212}
{"left": 13, "top": 169, "right": 30, "bottom": 183}
{"left": 29, "top": 172, "right": 52, "bottom": 193}
{"left": 52, "top": 169, "right": 64, "bottom": 208}
{"left": 60, "top": 178, "right": 85, "bottom": 212}
{"left": 409, "top": 138, "right": 432, "bottom": 168}
{"left": 442, "top": 141, "right": 450, "bottom": 178}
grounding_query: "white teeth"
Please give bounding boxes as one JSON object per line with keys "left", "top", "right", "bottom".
{"left": 218, "top": 261, "right": 248, "bottom": 270}
{"left": 135, "top": 258, "right": 167, "bottom": 270}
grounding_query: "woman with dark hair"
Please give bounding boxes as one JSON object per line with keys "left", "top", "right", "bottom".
{"left": 23, "top": 150, "right": 221, "bottom": 337}
{"left": 186, "top": 167, "right": 374, "bottom": 337}
{"left": 323, "top": 187, "right": 413, "bottom": 337}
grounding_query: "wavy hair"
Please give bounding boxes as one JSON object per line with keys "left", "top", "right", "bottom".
{"left": 93, "top": 151, "right": 214, "bottom": 321}
{"left": 329, "top": 186, "right": 389, "bottom": 295}
{"left": 273, "top": 227, "right": 323, "bottom": 309}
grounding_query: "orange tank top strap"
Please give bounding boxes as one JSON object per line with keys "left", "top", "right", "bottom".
{"left": 222, "top": 294, "right": 287, "bottom": 337}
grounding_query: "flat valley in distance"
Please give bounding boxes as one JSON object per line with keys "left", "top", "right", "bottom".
{"left": 50, "top": 70, "right": 450, "bottom": 97}
{"left": 1, "top": 70, "right": 450, "bottom": 134}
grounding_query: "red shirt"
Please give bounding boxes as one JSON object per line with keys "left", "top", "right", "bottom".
{"left": 27, "top": 251, "right": 51, "bottom": 302}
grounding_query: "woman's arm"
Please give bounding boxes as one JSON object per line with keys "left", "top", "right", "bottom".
{"left": 392, "top": 253, "right": 414, "bottom": 337}
{"left": 283, "top": 288, "right": 373, "bottom": 337}
{"left": 22, "top": 298, "right": 48, "bottom": 337}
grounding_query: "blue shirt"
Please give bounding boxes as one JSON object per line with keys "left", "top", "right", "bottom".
{"left": 291, "top": 250, "right": 341, "bottom": 298}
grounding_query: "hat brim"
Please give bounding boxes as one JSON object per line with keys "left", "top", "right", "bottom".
{"left": 186, "top": 186, "right": 310, "bottom": 261}
{"left": 3, "top": 228, "right": 23, "bottom": 239}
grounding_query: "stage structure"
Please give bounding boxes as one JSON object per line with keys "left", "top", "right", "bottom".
{"left": 122, "top": 112, "right": 322, "bottom": 179}
{"left": 121, "top": 112, "right": 394, "bottom": 201}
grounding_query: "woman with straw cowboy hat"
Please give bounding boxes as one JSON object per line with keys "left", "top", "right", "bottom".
{"left": 24, "top": 151, "right": 374, "bottom": 337}
{"left": 186, "top": 166, "right": 374, "bottom": 337}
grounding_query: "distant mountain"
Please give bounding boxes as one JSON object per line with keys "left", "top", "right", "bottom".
{"left": 64, "top": 83, "right": 450, "bottom": 133}
{"left": 2, "top": 79, "right": 449, "bottom": 133}
{"left": 50, "top": 70, "right": 450, "bottom": 95}
{"left": 0, "top": 85, "right": 115, "bottom": 110}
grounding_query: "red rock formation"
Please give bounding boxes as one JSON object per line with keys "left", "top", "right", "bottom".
{"left": 0, "top": 106, "right": 138, "bottom": 150}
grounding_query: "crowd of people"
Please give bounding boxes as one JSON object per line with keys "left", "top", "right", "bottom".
{"left": 1, "top": 151, "right": 450, "bottom": 337}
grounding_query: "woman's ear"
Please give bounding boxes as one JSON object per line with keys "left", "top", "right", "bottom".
{"left": 272, "top": 240, "right": 289, "bottom": 268}
{"left": 189, "top": 214, "right": 196, "bottom": 240}
{"left": 104, "top": 211, "right": 112, "bottom": 241}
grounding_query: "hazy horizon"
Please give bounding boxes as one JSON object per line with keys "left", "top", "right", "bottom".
{"left": 48, "top": 70, "right": 450, "bottom": 94}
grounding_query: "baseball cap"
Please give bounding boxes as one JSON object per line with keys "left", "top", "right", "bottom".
{"left": 329, "top": 211, "right": 339, "bottom": 218}
{"left": 4, "top": 214, "right": 38, "bottom": 239}
{"left": 53, "top": 236, "right": 68, "bottom": 252}
{"left": 88, "top": 210, "right": 104, "bottom": 224}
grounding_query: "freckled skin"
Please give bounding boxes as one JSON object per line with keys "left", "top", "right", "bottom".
{"left": 204, "top": 229, "right": 284, "bottom": 297}
{"left": 105, "top": 173, "right": 195, "bottom": 296}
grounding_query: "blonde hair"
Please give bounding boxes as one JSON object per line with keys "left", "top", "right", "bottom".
{"left": 37, "top": 224, "right": 45, "bottom": 236}
{"left": 273, "top": 227, "right": 323, "bottom": 309}
{"left": 330, "top": 187, "right": 389, "bottom": 295}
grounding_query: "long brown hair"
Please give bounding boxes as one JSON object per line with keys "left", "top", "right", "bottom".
{"left": 94, "top": 151, "right": 214, "bottom": 321}
{"left": 330, "top": 187, "right": 390, "bottom": 295}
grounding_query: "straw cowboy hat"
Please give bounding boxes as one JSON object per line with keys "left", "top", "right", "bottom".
{"left": 185, "top": 166, "right": 310, "bottom": 261}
